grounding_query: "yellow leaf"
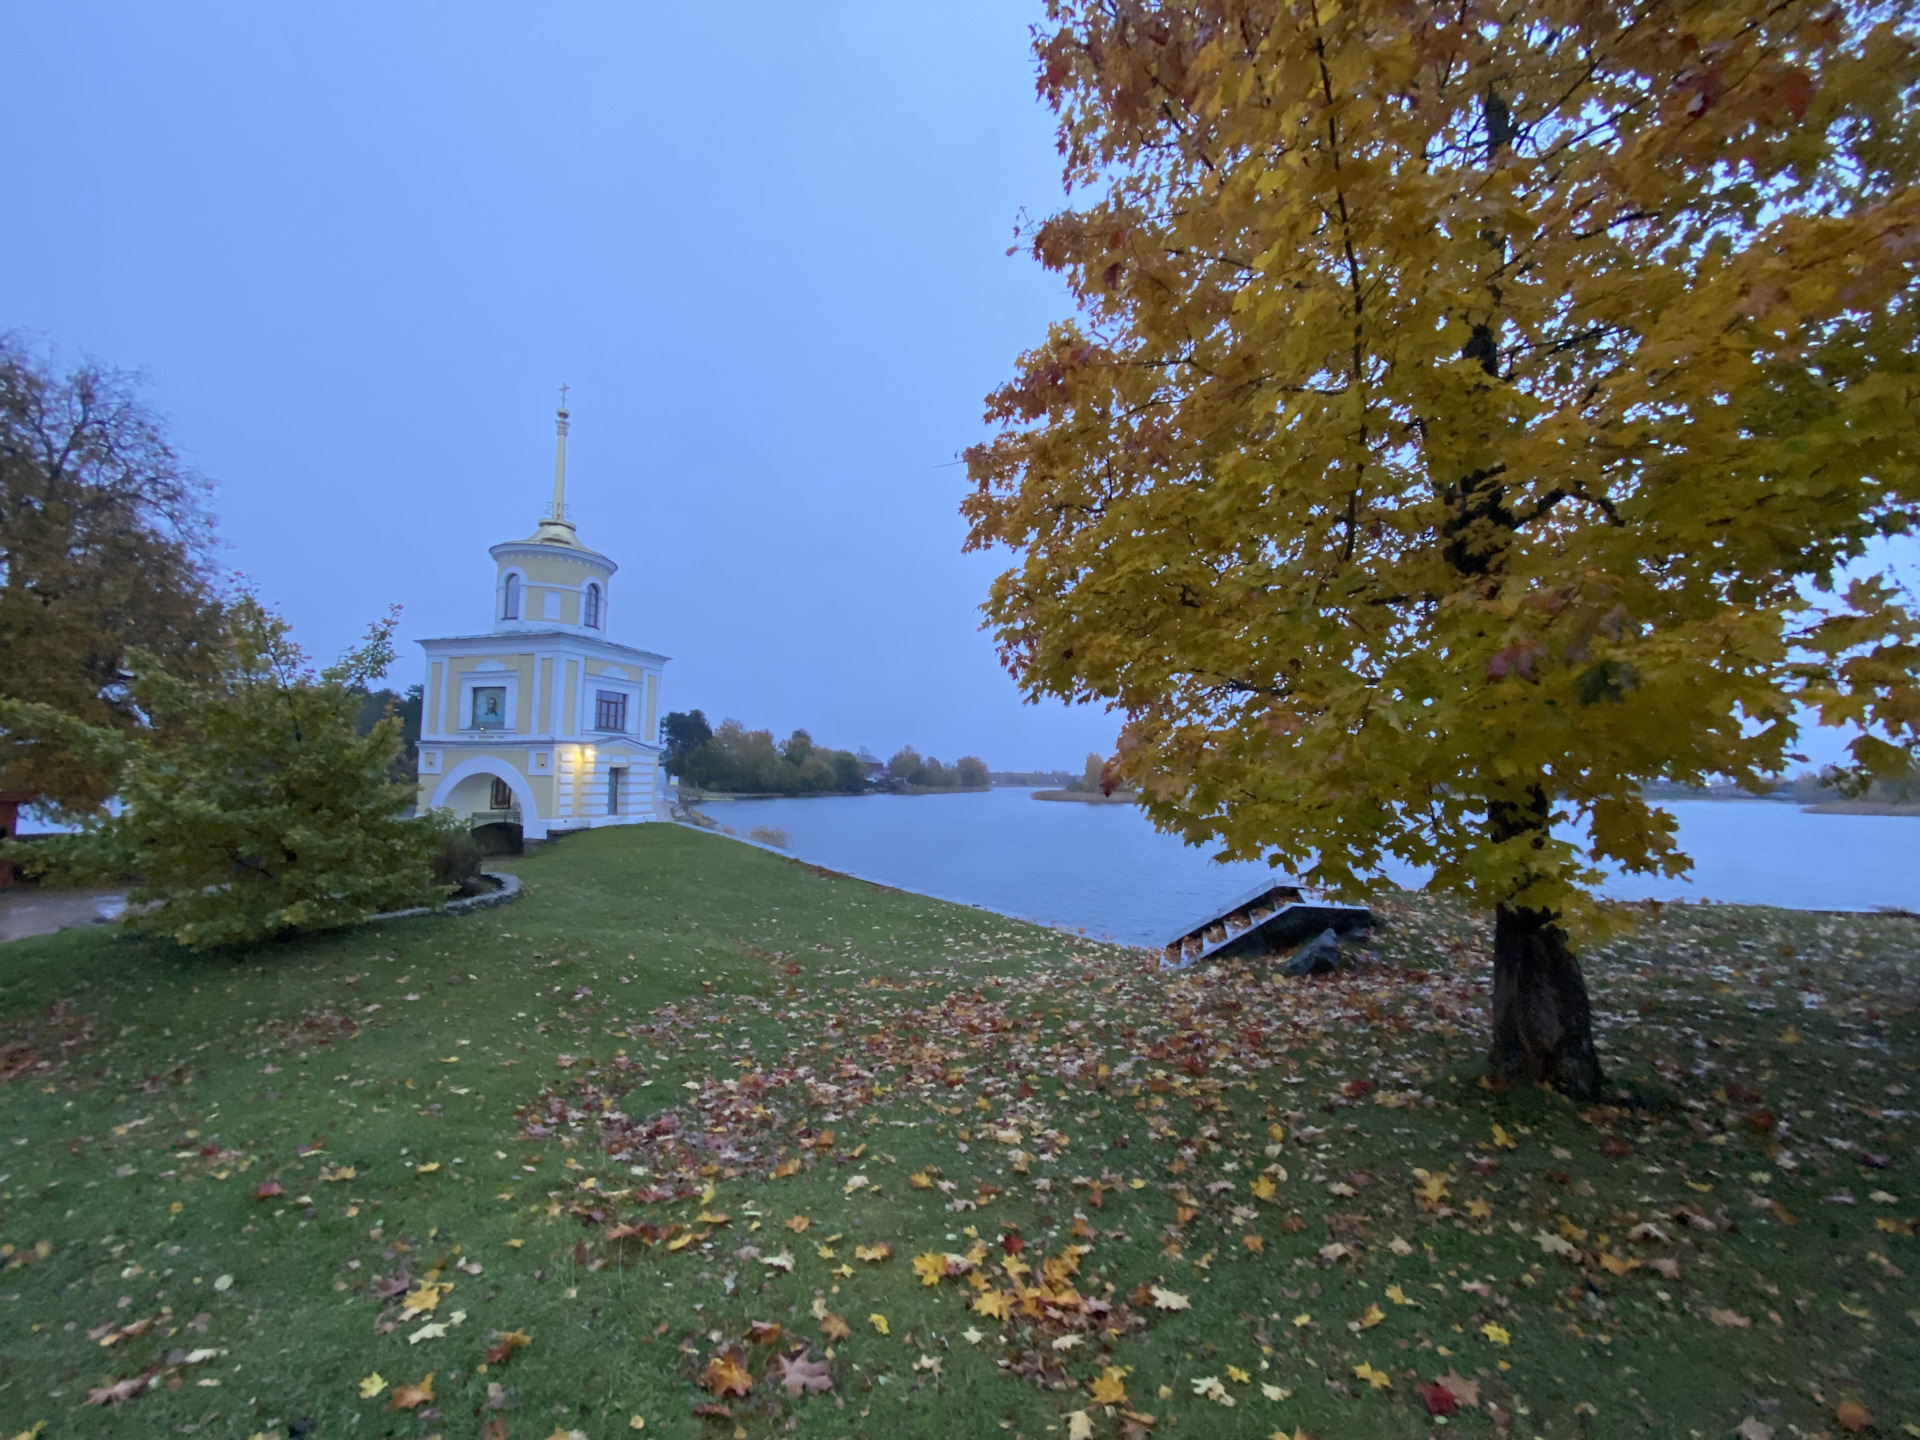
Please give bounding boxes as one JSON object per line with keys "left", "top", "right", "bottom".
{"left": 1599, "top": 1251, "right": 1639, "bottom": 1275}
{"left": 1491, "top": 1124, "right": 1517, "bottom": 1150}
{"left": 1353, "top": 1362, "right": 1392, "bottom": 1391}
{"left": 1466, "top": 1199, "right": 1492, "bottom": 1220}
{"left": 414, "top": 1162, "right": 440, "bottom": 1175}
{"left": 1088, "top": 1367, "right": 1128, "bottom": 1406}
{"left": 1226, "top": 1365, "right": 1251, "bottom": 1384}
{"left": 1385, "top": 1284, "right": 1415, "bottom": 1307}
{"left": 1481, "top": 1322, "right": 1511, "bottom": 1346}
{"left": 1357, "top": 1303, "right": 1385, "bottom": 1330}
{"left": 1250, "top": 1176, "right": 1277, "bottom": 1202}
{"left": 913, "top": 1252, "right": 948, "bottom": 1286}
{"left": 854, "top": 1242, "right": 891, "bottom": 1263}
{"left": 1291, "top": 1312, "right": 1311, "bottom": 1328}
{"left": 1066, "top": 1412, "right": 1094, "bottom": 1440}
{"left": 973, "top": 1290, "right": 1012, "bottom": 1320}
{"left": 786, "top": 1215, "right": 810, "bottom": 1233}
{"left": 909, "top": 1171, "right": 933, "bottom": 1189}
{"left": 1412, "top": 1167, "right": 1450, "bottom": 1205}
{"left": 868, "top": 1313, "right": 890, "bottom": 1336}
{"left": 666, "top": 1233, "right": 693, "bottom": 1252}
{"left": 1242, "top": 1233, "right": 1265, "bottom": 1254}
{"left": 1150, "top": 1286, "right": 1191, "bottom": 1311}
{"left": 1778, "top": 1026, "right": 1803, "bottom": 1046}
{"left": 357, "top": 1373, "right": 387, "bottom": 1399}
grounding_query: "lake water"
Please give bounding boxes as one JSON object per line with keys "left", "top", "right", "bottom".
{"left": 691, "top": 789, "right": 1920, "bottom": 947}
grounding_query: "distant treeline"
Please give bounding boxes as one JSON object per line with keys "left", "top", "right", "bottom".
{"left": 665, "top": 711, "right": 867, "bottom": 795}
{"left": 886, "top": 747, "right": 987, "bottom": 790}
{"left": 991, "top": 769, "right": 1077, "bottom": 787}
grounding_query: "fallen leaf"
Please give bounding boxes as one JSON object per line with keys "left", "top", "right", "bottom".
{"left": 868, "top": 1313, "right": 890, "bottom": 1336}
{"left": 357, "top": 1373, "right": 387, "bottom": 1399}
{"left": 1436, "top": 1371, "right": 1480, "bottom": 1408}
{"left": 1417, "top": 1380, "right": 1459, "bottom": 1417}
{"left": 1708, "top": 1308, "right": 1752, "bottom": 1330}
{"left": 819, "top": 1312, "right": 851, "bottom": 1342}
{"left": 84, "top": 1374, "right": 152, "bottom": 1405}
{"left": 854, "top": 1242, "right": 891, "bottom": 1263}
{"left": 1480, "top": 1322, "right": 1511, "bottom": 1346}
{"left": 1356, "top": 1302, "right": 1385, "bottom": 1330}
{"left": 484, "top": 1329, "right": 531, "bottom": 1364}
{"left": 1150, "top": 1286, "right": 1190, "bottom": 1311}
{"left": 699, "top": 1353, "right": 753, "bottom": 1399}
{"left": 1836, "top": 1399, "right": 1874, "bottom": 1433}
{"left": 776, "top": 1348, "right": 833, "bottom": 1397}
{"left": 1066, "top": 1412, "right": 1094, "bottom": 1440}
{"left": 1190, "top": 1376, "right": 1233, "bottom": 1406}
{"left": 1089, "top": 1367, "right": 1128, "bottom": 1406}
{"left": 1735, "top": 1419, "right": 1775, "bottom": 1440}
{"left": 390, "top": 1374, "right": 435, "bottom": 1410}
{"left": 1353, "top": 1362, "right": 1393, "bottom": 1391}
{"left": 785, "top": 1215, "right": 810, "bottom": 1233}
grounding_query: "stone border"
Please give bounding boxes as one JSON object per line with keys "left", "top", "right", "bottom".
{"left": 368, "top": 870, "right": 522, "bottom": 923}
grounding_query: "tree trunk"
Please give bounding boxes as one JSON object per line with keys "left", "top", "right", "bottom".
{"left": 1487, "top": 903, "right": 1604, "bottom": 1101}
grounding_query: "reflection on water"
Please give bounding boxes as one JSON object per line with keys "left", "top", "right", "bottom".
{"left": 690, "top": 789, "right": 1919, "bottom": 947}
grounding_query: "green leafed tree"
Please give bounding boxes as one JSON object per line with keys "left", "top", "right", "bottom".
{"left": 0, "top": 338, "right": 225, "bottom": 810}
{"left": 964, "top": 0, "right": 1920, "bottom": 1097}
{"left": 0, "top": 596, "right": 445, "bottom": 948}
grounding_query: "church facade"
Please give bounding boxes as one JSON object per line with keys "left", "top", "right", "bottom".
{"left": 414, "top": 399, "right": 669, "bottom": 840}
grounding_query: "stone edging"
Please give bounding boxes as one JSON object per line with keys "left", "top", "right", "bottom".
{"left": 368, "top": 870, "right": 522, "bottom": 923}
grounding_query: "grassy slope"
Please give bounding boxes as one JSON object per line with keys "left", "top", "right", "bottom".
{"left": 0, "top": 824, "right": 1912, "bottom": 1440}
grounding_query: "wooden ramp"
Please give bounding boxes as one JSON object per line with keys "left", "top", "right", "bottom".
{"left": 1161, "top": 879, "right": 1372, "bottom": 969}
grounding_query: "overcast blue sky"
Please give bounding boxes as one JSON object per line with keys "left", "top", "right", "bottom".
{"left": 9, "top": 5, "right": 1908, "bottom": 776}
{"left": 7, "top": 1, "right": 1118, "bottom": 770}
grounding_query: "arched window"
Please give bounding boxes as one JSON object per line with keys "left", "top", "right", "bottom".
{"left": 502, "top": 572, "right": 521, "bottom": 620}
{"left": 584, "top": 582, "right": 601, "bottom": 628}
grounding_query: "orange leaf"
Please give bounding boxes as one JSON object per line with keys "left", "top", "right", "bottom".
{"left": 1836, "top": 1399, "right": 1874, "bottom": 1433}
{"left": 390, "top": 1374, "right": 435, "bottom": 1410}
{"left": 700, "top": 1352, "right": 753, "bottom": 1399}
{"left": 484, "top": 1329, "right": 531, "bottom": 1364}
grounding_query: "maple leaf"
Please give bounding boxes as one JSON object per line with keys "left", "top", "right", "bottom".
{"left": 776, "top": 1348, "right": 833, "bottom": 1397}
{"left": 1416, "top": 1380, "right": 1459, "bottom": 1417}
{"left": 1465, "top": 1198, "right": 1493, "bottom": 1220}
{"left": 1411, "top": 1168, "right": 1450, "bottom": 1205}
{"left": 1191, "top": 1376, "right": 1233, "bottom": 1406}
{"left": 909, "top": 1171, "right": 934, "bottom": 1189}
{"left": 1835, "top": 1399, "right": 1874, "bottom": 1433}
{"left": 1261, "top": 1382, "right": 1292, "bottom": 1401}
{"left": 1089, "top": 1367, "right": 1128, "bottom": 1406}
{"left": 1356, "top": 1303, "right": 1385, "bottom": 1330}
{"left": 1385, "top": 1284, "right": 1416, "bottom": 1307}
{"left": 400, "top": 1279, "right": 446, "bottom": 1314}
{"left": 83, "top": 1373, "right": 152, "bottom": 1405}
{"left": 1225, "top": 1365, "right": 1251, "bottom": 1384}
{"left": 772, "top": 1158, "right": 801, "bottom": 1179}
{"left": 1066, "top": 1412, "right": 1094, "bottom": 1440}
{"left": 1353, "top": 1362, "right": 1392, "bottom": 1391}
{"left": 253, "top": 1179, "right": 283, "bottom": 1201}
{"left": 1242, "top": 1233, "right": 1265, "bottom": 1254}
{"left": 854, "top": 1242, "right": 891, "bottom": 1263}
{"left": 357, "top": 1373, "right": 387, "bottom": 1399}
{"left": 746, "top": 1321, "right": 783, "bottom": 1346}
{"left": 389, "top": 1374, "right": 435, "bottom": 1410}
{"left": 912, "top": 1251, "right": 948, "bottom": 1286}
{"left": 1491, "top": 1124, "right": 1517, "bottom": 1150}
{"left": 1598, "top": 1252, "right": 1639, "bottom": 1276}
{"left": 1249, "top": 1176, "right": 1277, "bottom": 1202}
{"left": 1480, "top": 1322, "right": 1511, "bottom": 1346}
{"left": 699, "top": 1353, "right": 753, "bottom": 1399}
{"left": 1436, "top": 1372, "right": 1480, "bottom": 1409}
{"left": 868, "top": 1313, "right": 890, "bottom": 1336}
{"left": 818, "top": 1312, "right": 851, "bottom": 1342}
{"left": 785, "top": 1215, "right": 810, "bottom": 1233}
{"left": 760, "top": 1249, "right": 795, "bottom": 1272}
{"left": 484, "top": 1329, "right": 531, "bottom": 1364}
{"left": 1149, "top": 1286, "right": 1190, "bottom": 1311}
{"left": 973, "top": 1290, "right": 1012, "bottom": 1320}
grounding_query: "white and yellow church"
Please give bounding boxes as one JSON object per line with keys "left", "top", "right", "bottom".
{"left": 414, "top": 397, "right": 668, "bottom": 839}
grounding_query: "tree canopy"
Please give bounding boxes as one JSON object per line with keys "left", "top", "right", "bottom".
{"left": 0, "top": 338, "right": 224, "bottom": 809}
{"left": 671, "top": 717, "right": 869, "bottom": 795}
{"left": 964, "top": 0, "right": 1920, "bottom": 1094}
{"left": 1, "top": 598, "right": 443, "bottom": 948}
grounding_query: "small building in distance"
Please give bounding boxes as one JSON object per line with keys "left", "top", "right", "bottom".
{"left": 855, "top": 748, "right": 888, "bottom": 784}
{"left": 414, "top": 396, "right": 669, "bottom": 840}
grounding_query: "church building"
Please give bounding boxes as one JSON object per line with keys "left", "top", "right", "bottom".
{"left": 414, "top": 396, "right": 668, "bottom": 839}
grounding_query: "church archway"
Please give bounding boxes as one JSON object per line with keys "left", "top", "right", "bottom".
{"left": 429, "top": 757, "right": 546, "bottom": 840}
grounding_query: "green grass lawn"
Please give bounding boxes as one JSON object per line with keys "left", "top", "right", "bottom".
{"left": 0, "top": 824, "right": 1915, "bottom": 1440}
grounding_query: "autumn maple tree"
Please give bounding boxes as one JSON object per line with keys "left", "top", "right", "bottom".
{"left": 964, "top": 0, "right": 1920, "bottom": 1096}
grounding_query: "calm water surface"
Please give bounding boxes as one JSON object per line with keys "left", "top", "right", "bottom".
{"left": 692, "top": 789, "right": 1919, "bottom": 947}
